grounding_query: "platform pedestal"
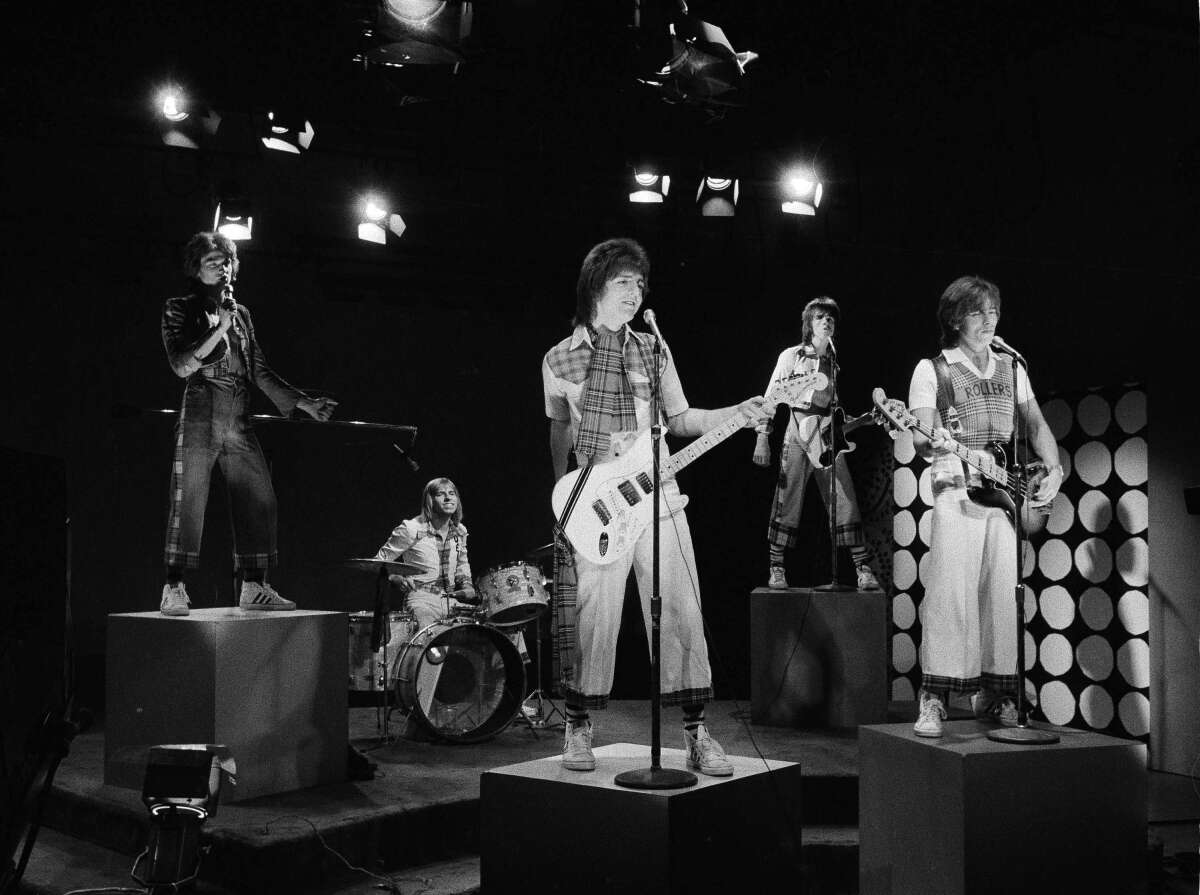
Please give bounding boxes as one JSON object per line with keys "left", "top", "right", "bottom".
{"left": 481, "top": 743, "right": 803, "bottom": 894}
{"left": 859, "top": 721, "right": 1147, "bottom": 895}
{"left": 105, "top": 608, "right": 348, "bottom": 802}
{"left": 750, "top": 587, "right": 887, "bottom": 729}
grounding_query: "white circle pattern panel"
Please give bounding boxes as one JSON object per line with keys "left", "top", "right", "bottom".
{"left": 891, "top": 550, "right": 917, "bottom": 590}
{"left": 1116, "top": 537, "right": 1148, "bottom": 587}
{"left": 1024, "top": 630, "right": 1037, "bottom": 672}
{"left": 1073, "top": 441, "right": 1113, "bottom": 488}
{"left": 1078, "top": 587, "right": 1114, "bottom": 631}
{"left": 918, "top": 509, "right": 932, "bottom": 546}
{"left": 1041, "top": 398, "right": 1073, "bottom": 440}
{"left": 1057, "top": 444, "right": 1073, "bottom": 481}
{"left": 918, "top": 551, "right": 931, "bottom": 588}
{"left": 1117, "top": 590, "right": 1149, "bottom": 636}
{"left": 1046, "top": 493, "right": 1075, "bottom": 536}
{"left": 1116, "top": 490, "right": 1147, "bottom": 534}
{"left": 1076, "top": 393, "right": 1112, "bottom": 436}
{"left": 893, "top": 429, "right": 916, "bottom": 464}
{"left": 1037, "top": 539, "right": 1072, "bottom": 581}
{"left": 1075, "top": 635, "right": 1115, "bottom": 682}
{"left": 893, "top": 466, "right": 918, "bottom": 507}
{"left": 1038, "top": 585, "right": 1074, "bottom": 630}
{"left": 893, "top": 509, "right": 916, "bottom": 546}
{"left": 1022, "top": 540, "right": 1036, "bottom": 578}
{"left": 892, "top": 633, "right": 917, "bottom": 673}
{"left": 1116, "top": 638, "right": 1150, "bottom": 689}
{"left": 1114, "top": 437, "right": 1147, "bottom": 487}
{"left": 918, "top": 466, "right": 933, "bottom": 505}
{"left": 1079, "top": 684, "right": 1115, "bottom": 729}
{"left": 1077, "top": 490, "right": 1113, "bottom": 533}
{"left": 892, "top": 677, "right": 915, "bottom": 702}
{"left": 1118, "top": 692, "right": 1150, "bottom": 738}
{"left": 1039, "top": 632, "right": 1074, "bottom": 677}
{"left": 1022, "top": 584, "right": 1036, "bottom": 624}
{"left": 1039, "top": 680, "right": 1077, "bottom": 726}
{"left": 892, "top": 593, "right": 917, "bottom": 630}
{"left": 1114, "top": 390, "right": 1146, "bottom": 434}
{"left": 1074, "top": 537, "right": 1114, "bottom": 584}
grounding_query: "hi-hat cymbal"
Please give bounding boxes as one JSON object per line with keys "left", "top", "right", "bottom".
{"left": 526, "top": 542, "right": 555, "bottom": 561}
{"left": 344, "top": 558, "right": 424, "bottom": 576}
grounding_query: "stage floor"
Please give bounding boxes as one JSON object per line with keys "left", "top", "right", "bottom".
{"left": 16, "top": 700, "right": 1199, "bottom": 895}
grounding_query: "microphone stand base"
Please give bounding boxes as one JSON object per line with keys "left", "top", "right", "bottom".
{"left": 987, "top": 725, "right": 1060, "bottom": 745}
{"left": 812, "top": 582, "right": 855, "bottom": 592}
{"left": 614, "top": 766, "right": 698, "bottom": 790}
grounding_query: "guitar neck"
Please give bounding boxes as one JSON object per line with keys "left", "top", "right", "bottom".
{"left": 906, "top": 418, "right": 1010, "bottom": 487}
{"left": 663, "top": 409, "right": 751, "bottom": 478}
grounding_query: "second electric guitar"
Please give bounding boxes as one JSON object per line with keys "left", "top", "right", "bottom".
{"left": 554, "top": 370, "right": 828, "bottom": 564}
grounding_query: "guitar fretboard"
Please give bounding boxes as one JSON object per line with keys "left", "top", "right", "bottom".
{"left": 663, "top": 410, "right": 750, "bottom": 478}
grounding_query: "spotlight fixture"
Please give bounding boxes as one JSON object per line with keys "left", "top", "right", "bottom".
{"left": 696, "top": 175, "right": 738, "bottom": 216}
{"left": 357, "top": 195, "right": 407, "bottom": 244}
{"left": 155, "top": 86, "right": 221, "bottom": 150}
{"left": 629, "top": 170, "right": 670, "bottom": 204}
{"left": 260, "top": 110, "right": 315, "bottom": 154}
{"left": 365, "top": 0, "right": 475, "bottom": 65}
{"left": 780, "top": 168, "right": 824, "bottom": 216}
{"left": 213, "top": 197, "right": 254, "bottom": 241}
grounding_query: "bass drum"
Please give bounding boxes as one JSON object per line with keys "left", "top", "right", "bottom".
{"left": 392, "top": 619, "right": 525, "bottom": 743}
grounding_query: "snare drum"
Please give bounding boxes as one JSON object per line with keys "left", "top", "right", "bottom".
{"left": 348, "top": 610, "right": 419, "bottom": 691}
{"left": 392, "top": 619, "right": 525, "bottom": 743}
{"left": 476, "top": 561, "right": 549, "bottom": 627}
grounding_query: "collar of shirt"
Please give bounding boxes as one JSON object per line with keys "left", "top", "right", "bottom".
{"left": 569, "top": 323, "right": 633, "bottom": 351}
{"left": 944, "top": 346, "right": 996, "bottom": 378}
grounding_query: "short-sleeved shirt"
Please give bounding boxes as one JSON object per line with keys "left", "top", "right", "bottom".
{"left": 374, "top": 516, "right": 471, "bottom": 590}
{"left": 542, "top": 324, "right": 689, "bottom": 462}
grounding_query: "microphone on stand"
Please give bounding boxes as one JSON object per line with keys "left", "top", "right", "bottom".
{"left": 827, "top": 336, "right": 838, "bottom": 358}
{"left": 990, "top": 335, "right": 1026, "bottom": 365}
{"left": 392, "top": 442, "right": 420, "bottom": 472}
{"left": 642, "top": 308, "right": 666, "bottom": 343}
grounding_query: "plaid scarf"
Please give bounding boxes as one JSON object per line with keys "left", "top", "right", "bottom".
{"left": 573, "top": 328, "right": 639, "bottom": 459}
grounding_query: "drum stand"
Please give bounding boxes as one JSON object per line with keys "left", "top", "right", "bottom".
{"left": 513, "top": 608, "right": 564, "bottom": 734}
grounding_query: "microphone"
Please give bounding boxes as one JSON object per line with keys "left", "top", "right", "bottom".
{"left": 392, "top": 442, "right": 420, "bottom": 472}
{"left": 221, "top": 281, "right": 245, "bottom": 340}
{"left": 990, "top": 335, "right": 1026, "bottom": 364}
{"left": 827, "top": 337, "right": 838, "bottom": 358}
{"left": 642, "top": 308, "right": 665, "bottom": 343}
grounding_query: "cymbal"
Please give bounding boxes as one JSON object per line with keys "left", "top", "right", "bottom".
{"left": 526, "top": 542, "right": 555, "bottom": 561}
{"left": 344, "top": 558, "right": 424, "bottom": 576}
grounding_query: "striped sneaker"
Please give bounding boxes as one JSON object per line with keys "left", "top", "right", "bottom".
{"left": 160, "top": 582, "right": 191, "bottom": 616}
{"left": 239, "top": 581, "right": 296, "bottom": 611}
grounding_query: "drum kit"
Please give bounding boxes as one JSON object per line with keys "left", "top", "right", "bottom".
{"left": 344, "top": 547, "right": 561, "bottom": 744}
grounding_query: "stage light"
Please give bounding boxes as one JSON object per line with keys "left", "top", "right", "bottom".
{"left": 696, "top": 175, "right": 738, "bottom": 216}
{"left": 260, "top": 110, "right": 315, "bottom": 154}
{"left": 366, "top": 0, "right": 475, "bottom": 65}
{"left": 357, "top": 195, "right": 407, "bottom": 244}
{"left": 781, "top": 168, "right": 824, "bottom": 216}
{"left": 213, "top": 197, "right": 254, "bottom": 241}
{"left": 630, "top": 170, "right": 670, "bottom": 204}
{"left": 155, "top": 85, "right": 221, "bottom": 150}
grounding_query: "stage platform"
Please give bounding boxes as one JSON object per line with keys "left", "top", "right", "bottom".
{"left": 15, "top": 700, "right": 1199, "bottom": 895}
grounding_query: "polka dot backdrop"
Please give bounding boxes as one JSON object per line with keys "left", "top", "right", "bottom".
{"left": 888, "top": 383, "right": 1148, "bottom": 740}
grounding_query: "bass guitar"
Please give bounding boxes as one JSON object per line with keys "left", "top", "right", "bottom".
{"left": 870, "top": 388, "right": 1050, "bottom": 535}
{"left": 554, "top": 371, "right": 828, "bottom": 564}
{"left": 815, "top": 408, "right": 881, "bottom": 468}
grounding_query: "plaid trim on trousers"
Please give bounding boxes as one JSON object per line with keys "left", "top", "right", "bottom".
{"left": 767, "top": 439, "right": 864, "bottom": 556}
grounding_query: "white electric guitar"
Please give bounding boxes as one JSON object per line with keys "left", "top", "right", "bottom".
{"left": 552, "top": 371, "right": 828, "bottom": 564}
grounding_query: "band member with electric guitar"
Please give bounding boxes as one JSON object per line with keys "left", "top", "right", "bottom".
{"left": 542, "top": 237, "right": 770, "bottom": 776}
{"left": 905, "top": 275, "right": 1062, "bottom": 738}
{"left": 753, "top": 297, "right": 880, "bottom": 591}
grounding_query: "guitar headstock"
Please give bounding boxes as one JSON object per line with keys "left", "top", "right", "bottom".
{"left": 871, "top": 388, "right": 916, "bottom": 437}
{"left": 768, "top": 371, "right": 828, "bottom": 407}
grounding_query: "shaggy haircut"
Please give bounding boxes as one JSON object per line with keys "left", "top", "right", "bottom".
{"left": 937, "top": 276, "right": 1002, "bottom": 347}
{"left": 420, "top": 477, "right": 463, "bottom": 526}
{"left": 573, "top": 238, "right": 650, "bottom": 327}
{"left": 183, "top": 231, "right": 240, "bottom": 281}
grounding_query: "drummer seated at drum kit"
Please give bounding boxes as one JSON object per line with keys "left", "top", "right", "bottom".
{"left": 374, "top": 477, "right": 528, "bottom": 662}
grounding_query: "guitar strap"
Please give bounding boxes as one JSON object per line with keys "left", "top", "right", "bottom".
{"left": 931, "top": 354, "right": 955, "bottom": 418}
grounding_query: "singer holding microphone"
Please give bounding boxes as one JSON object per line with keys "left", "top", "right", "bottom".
{"left": 159, "top": 231, "right": 337, "bottom": 616}
{"left": 752, "top": 296, "right": 878, "bottom": 591}
{"left": 907, "top": 275, "right": 1062, "bottom": 737}
{"left": 542, "top": 237, "right": 769, "bottom": 775}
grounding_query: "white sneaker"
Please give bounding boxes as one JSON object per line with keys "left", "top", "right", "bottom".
{"left": 856, "top": 564, "right": 881, "bottom": 591}
{"left": 160, "top": 582, "right": 190, "bottom": 616}
{"left": 914, "top": 689, "right": 947, "bottom": 738}
{"left": 684, "top": 723, "right": 734, "bottom": 777}
{"left": 562, "top": 720, "right": 595, "bottom": 771}
{"left": 239, "top": 581, "right": 296, "bottom": 611}
{"left": 767, "top": 566, "right": 789, "bottom": 589}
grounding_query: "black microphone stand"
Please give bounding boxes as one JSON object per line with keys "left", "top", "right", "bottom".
{"left": 616, "top": 324, "right": 697, "bottom": 789}
{"left": 814, "top": 343, "right": 853, "bottom": 592}
{"left": 988, "top": 346, "right": 1058, "bottom": 745}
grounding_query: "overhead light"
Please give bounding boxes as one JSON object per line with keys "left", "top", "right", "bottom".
{"left": 260, "top": 110, "right": 314, "bottom": 154}
{"left": 357, "top": 195, "right": 407, "bottom": 244}
{"left": 696, "top": 176, "right": 738, "bottom": 216}
{"left": 781, "top": 168, "right": 824, "bottom": 216}
{"left": 365, "top": 0, "right": 475, "bottom": 66}
{"left": 630, "top": 170, "right": 670, "bottom": 204}
{"left": 155, "top": 85, "right": 221, "bottom": 150}
{"left": 213, "top": 197, "right": 253, "bottom": 241}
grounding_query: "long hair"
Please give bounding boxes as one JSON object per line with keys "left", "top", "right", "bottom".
{"left": 937, "top": 276, "right": 1002, "bottom": 347}
{"left": 573, "top": 238, "right": 650, "bottom": 327}
{"left": 801, "top": 296, "right": 840, "bottom": 345}
{"left": 420, "top": 477, "right": 463, "bottom": 526}
{"left": 183, "top": 231, "right": 240, "bottom": 281}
